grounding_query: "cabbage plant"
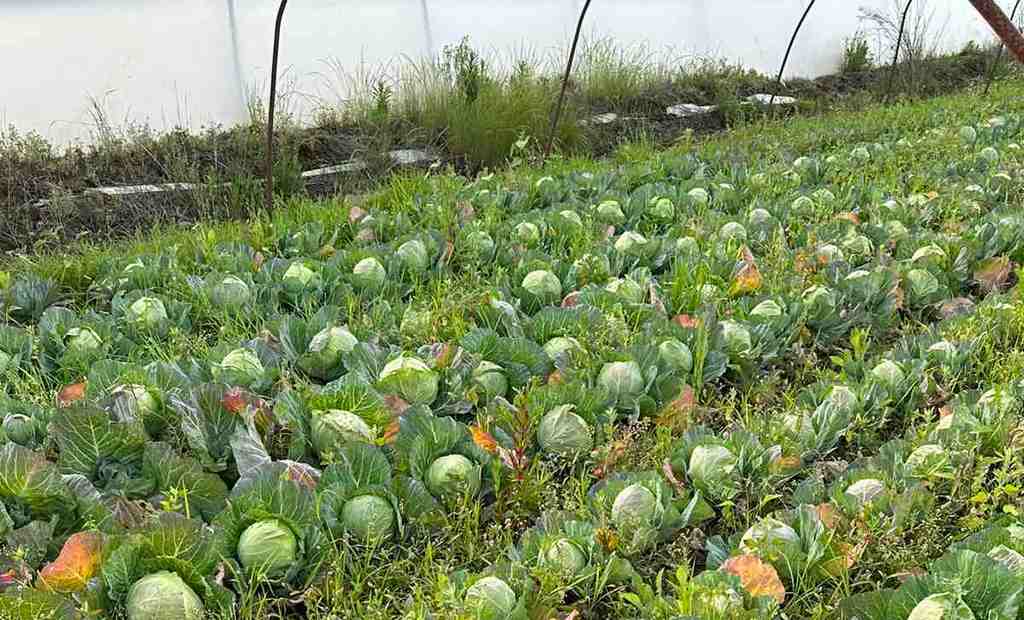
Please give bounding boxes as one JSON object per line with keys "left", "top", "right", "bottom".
{"left": 378, "top": 355, "right": 439, "bottom": 405}
{"left": 518, "top": 511, "right": 634, "bottom": 586}
{"left": 393, "top": 411, "right": 490, "bottom": 520}
{"left": 537, "top": 404, "right": 594, "bottom": 457}
{"left": 319, "top": 444, "right": 402, "bottom": 544}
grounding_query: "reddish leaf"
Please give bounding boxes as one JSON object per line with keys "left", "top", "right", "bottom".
{"left": 252, "top": 252, "right": 265, "bottom": 272}
{"left": 547, "top": 370, "right": 565, "bottom": 385}
{"left": 433, "top": 343, "right": 456, "bottom": 369}
{"left": 816, "top": 502, "right": 841, "bottom": 529}
{"left": 221, "top": 388, "right": 248, "bottom": 415}
{"left": 284, "top": 463, "right": 320, "bottom": 489}
{"left": 836, "top": 212, "right": 861, "bottom": 225}
{"left": 662, "top": 459, "right": 686, "bottom": 494}
{"left": 458, "top": 202, "right": 475, "bottom": 223}
{"left": 673, "top": 314, "right": 702, "bottom": 329}
{"left": 38, "top": 532, "right": 104, "bottom": 593}
{"left": 721, "top": 554, "right": 786, "bottom": 604}
{"left": 561, "top": 291, "right": 581, "bottom": 308}
{"left": 57, "top": 382, "right": 86, "bottom": 407}
{"left": 975, "top": 257, "right": 1015, "bottom": 293}
{"left": 470, "top": 424, "right": 498, "bottom": 455}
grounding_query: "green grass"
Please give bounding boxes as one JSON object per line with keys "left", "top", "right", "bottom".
{"left": 3, "top": 78, "right": 1024, "bottom": 620}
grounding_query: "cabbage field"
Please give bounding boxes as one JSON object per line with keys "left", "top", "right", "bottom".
{"left": 2, "top": 84, "right": 1024, "bottom": 620}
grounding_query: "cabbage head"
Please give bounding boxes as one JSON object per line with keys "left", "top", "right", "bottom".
{"left": 871, "top": 360, "right": 905, "bottom": 390}
{"left": 521, "top": 270, "right": 562, "bottom": 304}
{"left": 65, "top": 327, "right": 103, "bottom": 356}
{"left": 614, "top": 231, "right": 649, "bottom": 256}
{"left": 472, "top": 361, "right": 507, "bottom": 400}
{"left": 598, "top": 361, "right": 644, "bottom": 407}
{"left": 543, "top": 538, "right": 587, "bottom": 577}
{"left": 739, "top": 517, "right": 800, "bottom": 563}
{"left": 396, "top": 239, "right": 429, "bottom": 274}
{"left": 750, "top": 299, "right": 783, "bottom": 320}
{"left": 720, "top": 321, "right": 752, "bottom": 357}
{"left": 648, "top": 197, "right": 674, "bottom": 221}
{"left": 213, "top": 348, "right": 264, "bottom": 387}
{"left": 465, "top": 576, "right": 517, "bottom": 619}
{"left": 127, "top": 297, "right": 169, "bottom": 338}
{"left": 236, "top": 519, "right": 298, "bottom": 577}
{"left": 688, "top": 445, "right": 737, "bottom": 498}
{"left": 537, "top": 405, "right": 593, "bottom": 456}
{"left": 597, "top": 200, "right": 626, "bottom": 225}
{"left": 125, "top": 571, "right": 204, "bottom": 620}
{"left": 605, "top": 278, "right": 644, "bottom": 304}
{"left": 283, "top": 262, "right": 317, "bottom": 292}
{"left": 543, "top": 337, "right": 581, "bottom": 361}
{"left": 312, "top": 409, "right": 374, "bottom": 456}
{"left": 112, "top": 384, "right": 160, "bottom": 420}
{"left": 299, "top": 326, "right": 357, "bottom": 379}
{"left": 611, "top": 484, "right": 659, "bottom": 529}
{"left": 340, "top": 495, "right": 395, "bottom": 543}
{"left": 2, "top": 414, "right": 34, "bottom": 446}
{"left": 844, "top": 478, "right": 886, "bottom": 508}
{"left": 718, "top": 222, "right": 747, "bottom": 243}
{"left": 426, "top": 454, "right": 481, "bottom": 499}
{"left": 210, "top": 275, "right": 251, "bottom": 308}
{"left": 515, "top": 222, "right": 541, "bottom": 245}
{"left": 907, "top": 592, "right": 975, "bottom": 620}
{"left": 352, "top": 257, "right": 387, "bottom": 291}
{"left": 658, "top": 339, "right": 693, "bottom": 373}
{"left": 466, "top": 231, "right": 496, "bottom": 258}
{"left": 378, "top": 356, "right": 439, "bottom": 405}
{"left": 687, "top": 187, "right": 710, "bottom": 206}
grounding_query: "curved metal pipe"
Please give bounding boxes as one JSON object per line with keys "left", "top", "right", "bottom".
{"left": 884, "top": 0, "right": 915, "bottom": 102}
{"left": 264, "top": 0, "right": 288, "bottom": 212}
{"left": 545, "top": 0, "right": 593, "bottom": 159}
{"left": 770, "top": 0, "right": 817, "bottom": 107}
{"left": 970, "top": 0, "right": 1024, "bottom": 64}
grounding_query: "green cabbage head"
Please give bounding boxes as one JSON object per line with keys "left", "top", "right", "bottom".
{"left": 2, "top": 414, "right": 34, "bottom": 446}
{"left": 426, "top": 454, "right": 481, "bottom": 499}
{"left": 907, "top": 592, "right": 975, "bottom": 620}
{"left": 341, "top": 494, "right": 395, "bottom": 543}
{"left": 472, "top": 361, "right": 507, "bottom": 400}
{"left": 658, "top": 339, "right": 693, "bottom": 373}
{"left": 125, "top": 571, "right": 204, "bottom": 620}
{"left": 65, "top": 327, "right": 103, "bottom": 356}
{"left": 543, "top": 538, "right": 587, "bottom": 577}
{"left": 396, "top": 239, "right": 429, "bottom": 274}
{"left": 213, "top": 348, "right": 264, "bottom": 387}
{"left": 352, "top": 257, "right": 387, "bottom": 291}
{"left": 299, "top": 326, "right": 357, "bottom": 379}
{"left": 611, "top": 484, "right": 659, "bottom": 529}
{"left": 465, "top": 576, "right": 517, "bottom": 619}
{"left": 211, "top": 275, "right": 251, "bottom": 308}
{"left": 237, "top": 519, "right": 298, "bottom": 577}
{"left": 537, "top": 405, "right": 593, "bottom": 456}
{"left": 598, "top": 361, "right": 644, "bottom": 407}
{"left": 521, "top": 270, "right": 562, "bottom": 303}
{"left": 312, "top": 409, "right": 374, "bottom": 456}
{"left": 379, "top": 356, "right": 439, "bottom": 405}
{"left": 127, "top": 297, "right": 169, "bottom": 338}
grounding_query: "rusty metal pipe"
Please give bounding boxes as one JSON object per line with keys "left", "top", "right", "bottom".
{"left": 970, "top": 0, "right": 1024, "bottom": 63}
{"left": 545, "top": 0, "right": 593, "bottom": 159}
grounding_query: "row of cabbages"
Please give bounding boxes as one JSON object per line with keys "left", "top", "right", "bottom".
{"left": 0, "top": 116, "right": 1022, "bottom": 618}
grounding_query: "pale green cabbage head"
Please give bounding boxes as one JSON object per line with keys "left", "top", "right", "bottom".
{"left": 341, "top": 495, "right": 395, "bottom": 543}
{"left": 237, "top": 519, "right": 298, "bottom": 577}
{"left": 537, "top": 405, "right": 593, "bottom": 456}
{"left": 379, "top": 356, "right": 439, "bottom": 405}
{"left": 125, "top": 571, "right": 204, "bottom": 620}
{"left": 426, "top": 454, "right": 481, "bottom": 499}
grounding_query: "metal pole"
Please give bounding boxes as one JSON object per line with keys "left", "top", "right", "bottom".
{"left": 984, "top": 0, "right": 1024, "bottom": 94}
{"left": 770, "top": 0, "right": 817, "bottom": 107}
{"left": 264, "top": 0, "right": 288, "bottom": 213}
{"left": 544, "top": 0, "right": 593, "bottom": 159}
{"left": 885, "top": 0, "right": 915, "bottom": 102}
{"left": 969, "top": 0, "right": 1024, "bottom": 63}
{"left": 420, "top": 0, "right": 435, "bottom": 58}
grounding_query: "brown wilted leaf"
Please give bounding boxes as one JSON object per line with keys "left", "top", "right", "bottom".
{"left": 836, "top": 212, "right": 861, "bottom": 225}
{"left": 673, "top": 314, "right": 702, "bottom": 329}
{"left": 938, "top": 297, "right": 976, "bottom": 319}
{"left": 721, "top": 554, "right": 786, "bottom": 604}
{"left": 433, "top": 343, "right": 456, "bottom": 368}
{"left": 383, "top": 395, "right": 410, "bottom": 416}
{"left": 595, "top": 528, "right": 620, "bottom": 552}
{"left": 592, "top": 440, "right": 628, "bottom": 479}
{"left": 38, "top": 532, "right": 103, "bottom": 593}
{"left": 318, "top": 244, "right": 336, "bottom": 259}
{"left": 657, "top": 385, "right": 697, "bottom": 433}
{"left": 816, "top": 502, "right": 841, "bottom": 529}
{"left": 891, "top": 284, "right": 905, "bottom": 311}
{"left": 663, "top": 459, "right": 686, "bottom": 494}
{"left": 974, "top": 257, "right": 1015, "bottom": 293}
{"left": 470, "top": 424, "right": 498, "bottom": 454}
{"left": 561, "top": 291, "right": 580, "bottom": 308}
{"left": 348, "top": 205, "right": 368, "bottom": 225}
{"left": 57, "top": 382, "right": 86, "bottom": 407}
{"left": 439, "top": 240, "right": 456, "bottom": 269}
{"left": 769, "top": 455, "right": 802, "bottom": 476}
{"left": 547, "top": 370, "right": 565, "bottom": 385}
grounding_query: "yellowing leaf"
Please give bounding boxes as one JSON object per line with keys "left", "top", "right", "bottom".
{"left": 721, "top": 554, "right": 785, "bottom": 604}
{"left": 57, "top": 382, "right": 86, "bottom": 407}
{"left": 469, "top": 424, "right": 498, "bottom": 454}
{"left": 730, "top": 246, "right": 763, "bottom": 296}
{"left": 38, "top": 532, "right": 103, "bottom": 593}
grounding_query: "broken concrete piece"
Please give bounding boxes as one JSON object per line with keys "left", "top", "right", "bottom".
{"left": 389, "top": 149, "right": 434, "bottom": 166}
{"left": 666, "top": 103, "right": 717, "bottom": 118}
{"left": 747, "top": 93, "right": 797, "bottom": 106}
